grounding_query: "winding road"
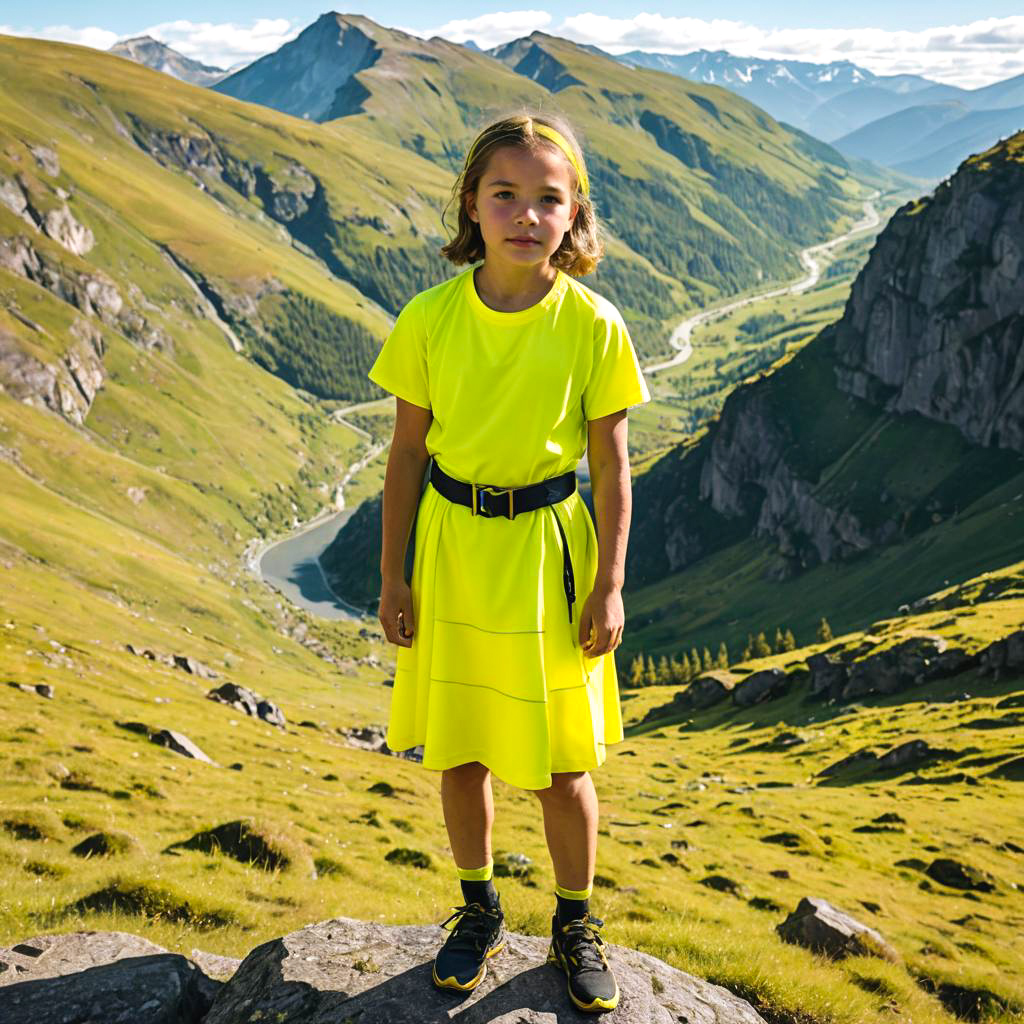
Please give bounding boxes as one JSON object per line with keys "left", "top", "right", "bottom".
{"left": 253, "top": 190, "right": 881, "bottom": 621}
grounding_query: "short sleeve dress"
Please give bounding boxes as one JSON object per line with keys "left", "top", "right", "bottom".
{"left": 367, "top": 264, "right": 651, "bottom": 790}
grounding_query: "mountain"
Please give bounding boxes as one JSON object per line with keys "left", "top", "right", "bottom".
{"left": 620, "top": 130, "right": 1024, "bottom": 654}
{"left": 833, "top": 100, "right": 1024, "bottom": 179}
{"left": 613, "top": 49, "right": 940, "bottom": 139}
{"left": 213, "top": 15, "right": 876, "bottom": 357}
{"left": 109, "top": 35, "right": 229, "bottom": 87}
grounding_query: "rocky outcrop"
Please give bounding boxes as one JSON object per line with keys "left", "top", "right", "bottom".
{"left": 627, "top": 132, "right": 1024, "bottom": 588}
{"left": 834, "top": 149, "right": 1024, "bottom": 454}
{"left": 0, "top": 318, "right": 105, "bottom": 425}
{"left": 0, "top": 931, "right": 220, "bottom": 1023}
{"left": 0, "top": 920, "right": 768, "bottom": 1023}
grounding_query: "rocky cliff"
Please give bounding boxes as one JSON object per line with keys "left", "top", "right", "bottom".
{"left": 629, "top": 131, "right": 1024, "bottom": 588}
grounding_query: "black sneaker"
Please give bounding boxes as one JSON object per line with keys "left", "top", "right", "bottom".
{"left": 546, "top": 912, "right": 620, "bottom": 1013}
{"left": 431, "top": 897, "right": 506, "bottom": 992}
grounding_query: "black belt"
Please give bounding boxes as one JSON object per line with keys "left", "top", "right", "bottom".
{"left": 427, "top": 458, "right": 578, "bottom": 624}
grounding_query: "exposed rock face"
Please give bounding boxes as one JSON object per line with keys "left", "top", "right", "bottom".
{"left": 834, "top": 151, "right": 1024, "bottom": 453}
{"left": 627, "top": 132, "right": 1024, "bottom": 587}
{"left": 0, "top": 921, "right": 768, "bottom": 1023}
{"left": 0, "top": 319, "right": 106, "bottom": 425}
{"left": 0, "top": 930, "right": 220, "bottom": 1023}
{"left": 203, "top": 916, "right": 769, "bottom": 1023}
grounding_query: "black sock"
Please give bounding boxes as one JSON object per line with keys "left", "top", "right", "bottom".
{"left": 555, "top": 892, "right": 589, "bottom": 925}
{"left": 461, "top": 877, "right": 499, "bottom": 910}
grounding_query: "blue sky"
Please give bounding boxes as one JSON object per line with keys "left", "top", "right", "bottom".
{"left": 3, "top": 5, "right": 1023, "bottom": 87}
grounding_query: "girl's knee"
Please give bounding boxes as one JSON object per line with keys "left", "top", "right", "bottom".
{"left": 533, "top": 770, "right": 588, "bottom": 799}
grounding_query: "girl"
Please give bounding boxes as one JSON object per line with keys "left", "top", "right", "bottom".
{"left": 368, "top": 109, "right": 650, "bottom": 1014}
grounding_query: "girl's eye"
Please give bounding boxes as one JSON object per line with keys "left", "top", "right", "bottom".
{"left": 495, "top": 191, "right": 513, "bottom": 199}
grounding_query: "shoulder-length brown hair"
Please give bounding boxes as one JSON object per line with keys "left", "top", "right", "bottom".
{"left": 440, "top": 109, "right": 603, "bottom": 276}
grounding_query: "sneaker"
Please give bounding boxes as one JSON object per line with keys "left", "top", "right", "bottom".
{"left": 546, "top": 912, "right": 620, "bottom": 1013}
{"left": 431, "top": 897, "right": 506, "bottom": 992}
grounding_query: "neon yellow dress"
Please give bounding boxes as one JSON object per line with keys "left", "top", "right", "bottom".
{"left": 367, "top": 264, "right": 651, "bottom": 790}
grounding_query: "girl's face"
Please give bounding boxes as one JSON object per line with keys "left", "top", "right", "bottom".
{"left": 466, "top": 143, "right": 579, "bottom": 271}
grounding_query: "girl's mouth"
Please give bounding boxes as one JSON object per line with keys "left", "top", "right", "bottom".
{"left": 508, "top": 238, "right": 541, "bottom": 247}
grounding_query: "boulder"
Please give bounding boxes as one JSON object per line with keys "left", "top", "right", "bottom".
{"left": 338, "top": 724, "right": 423, "bottom": 762}
{"left": 776, "top": 897, "right": 900, "bottom": 962}
{"left": 173, "top": 654, "right": 219, "bottom": 679}
{"left": 206, "top": 682, "right": 260, "bottom": 717}
{"left": 0, "top": 930, "right": 219, "bottom": 1023}
{"left": 203, "top": 916, "right": 768, "bottom": 1023}
{"left": 732, "top": 667, "right": 793, "bottom": 707}
{"left": 149, "top": 728, "right": 215, "bottom": 764}
{"left": 807, "top": 652, "right": 847, "bottom": 699}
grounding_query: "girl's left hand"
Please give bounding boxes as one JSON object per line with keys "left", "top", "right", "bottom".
{"left": 579, "top": 582, "right": 624, "bottom": 657}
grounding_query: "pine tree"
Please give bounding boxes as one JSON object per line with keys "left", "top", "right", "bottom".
{"left": 629, "top": 654, "right": 645, "bottom": 687}
{"left": 690, "top": 647, "right": 701, "bottom": 675}
{"left": 681, "top": 652, "right": 695, "bottom": 682}
{"left": 669, "top": 654, "right": 685, "bottom": 683}
{"left": 717, "top": 641, "right": 729, "bottom": 668}
{"left": 754, "top": 631, "right": 772, "bottom": 657}
{"left": 656, "top": 655, "right": 672, "bottom": 685}
{"left": 783, "top": 629, "right": 796, "bottom": 651}
{"left": 644, "top": 655, "right": 658, "bottom": 687}
{"left": 774, "top": 627, "right": 786, "bottom": 653}
{"left": 817, "top": 617, "right": 833, "bottom": 642}
{"left": 742, "top": 634, "right": 754, "bottom": 661}
{"left": 702, "top": 646, "right": 713, "bottom": 671}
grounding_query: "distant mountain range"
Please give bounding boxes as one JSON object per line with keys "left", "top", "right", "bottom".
{"left": 612, "top": 49, "right": 1024, "bottom": 180}
{"left": 108, "top": 35, "right": 235, "bottom": 86}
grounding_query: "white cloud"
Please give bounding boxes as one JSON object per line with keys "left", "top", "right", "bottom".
{"left": 408, "top": 10, "right": 1024, "bottom": 89}
{"left": 0, "top": 23, "right": 119, "bottom": 50}
{"left": 400, "top": 9, "right": 553, "bottom": 49}
{"left": 549, "top": 13, "right": 1024, "bottom": 88}
{"left": 0, "top": 18, "right": 301, "bottom": 70}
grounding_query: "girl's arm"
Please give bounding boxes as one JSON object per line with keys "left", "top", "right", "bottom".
{"left": 581, "top": 409, "right": 631, "bottom": 656}
{"left": 379, "top": 397, "right": 433, "bottom": 646}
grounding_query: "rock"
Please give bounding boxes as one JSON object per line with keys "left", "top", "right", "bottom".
{"left": 166, "top": 820, "right": 291, "bottom": 870}
{"left": 338, "top": 724, "right": 423, "bottom": 762}
{"left": 30, "top": 145, "right": 60, "bottom": 177}
{"left": 202, "top": 916, "right": 768, "bottom": 1024}
{"left": 148, "top": 728, "right": 215, "bottom": 764}
{"left": 173, "top": 654, "right": 219, "bottom": 679}
{"left": 876, "top": 739, "right": 958, "bottom": 771}
{"left": 256, "top": 698, "right": 286, "bottom": 728}
{"left": 732, "top": 667, "right": 793, "bottom": 707}
{"left": 816, "top": 745, "right": 880, "bottom": 778}
{"left": 189, "top": 949, "right": 241, "bottom": 981}
{"left": 206, "top": 682, "right": 260, "bottom": 717}
{"left": 41, "top": 204, "right": 94, "bottom": 256}
{"left": 34, "top": 683, "right": 54, "bottom": 698}
{"left": 0, "top": 930, "right": 218, "bottom": 1023}
{"left": 807, "top": 652, "right": 848, "bottom": 699}
{"left": 924, "top": 858, "right": 997, "bottom": 892}
{"left": 979, "top": 628, "right": 1024, "bottom": 679}
{"left": 0, "top": 177, "right": 35, "bottom": 227}
{"left": 686, "top": 671, "right": 734, "bottom": 709}
{"left": 0, "top": 318, "right": 105, "bottom": 426}
{"left": 775, "top": 897, "right": 900, "bottom": 962}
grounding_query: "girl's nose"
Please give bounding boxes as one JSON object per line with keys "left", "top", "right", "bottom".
{"left": 515, "top": 205, "right": 539, "bottom": 224}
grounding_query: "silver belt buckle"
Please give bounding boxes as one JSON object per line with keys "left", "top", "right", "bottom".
{"left": 472, "top": 482, "right": 515, "bottom": 518}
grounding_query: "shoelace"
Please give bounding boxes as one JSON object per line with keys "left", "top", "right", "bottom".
{"left": 439, "top": 902, "right": 502, "bottom": 955}
{"left": 558, "top": 915, "right": 609, "bottom": 973}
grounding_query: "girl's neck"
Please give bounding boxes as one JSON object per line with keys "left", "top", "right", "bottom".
{"left": 473, "top": 260, "right": 559, "bottom": 314}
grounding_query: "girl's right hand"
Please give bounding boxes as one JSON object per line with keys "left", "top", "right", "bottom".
{"left": 379, "top": 579, "right": 416, "bottom": 647}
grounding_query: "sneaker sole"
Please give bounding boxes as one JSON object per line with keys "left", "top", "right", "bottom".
{"left": 432, "top": 935, "right": 507, "bottom": 992}
{"left": 546, "top": 941, "right": 620, "bottom": 1012}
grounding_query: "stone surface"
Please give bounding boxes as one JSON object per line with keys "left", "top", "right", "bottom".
{"left": 204, "top": 916, "right": 768, "bottom": 1023}
{"left": 0, "top": 930, "right": 218, "bottom": 1023}
{"left": 775, "top": 897, "right": 900, "bottom": 962}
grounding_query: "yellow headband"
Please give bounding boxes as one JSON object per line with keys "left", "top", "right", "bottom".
{"left": 465, "top": 119, "right": 590, "bottom": 198}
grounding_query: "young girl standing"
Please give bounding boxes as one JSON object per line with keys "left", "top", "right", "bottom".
{"left": 368, "top": 109, "right": 650, "bottom": 1014}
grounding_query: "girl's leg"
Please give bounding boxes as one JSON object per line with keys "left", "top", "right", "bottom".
{"left": 534, "top": 770, "right": 598, "bottom": 900}
{"left": 441, "top": 760, "right": 494, "bottom": 871}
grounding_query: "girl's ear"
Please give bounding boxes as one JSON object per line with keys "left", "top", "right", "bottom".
{"left": 465, "top": 191, "right": 479, "bottom": 224}
{"left": 568, "top": 199, "right": 579, "bottom": 225}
